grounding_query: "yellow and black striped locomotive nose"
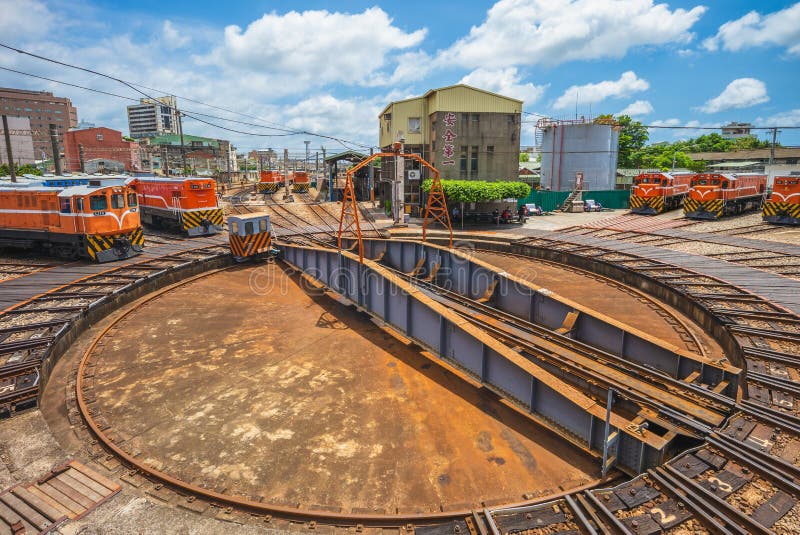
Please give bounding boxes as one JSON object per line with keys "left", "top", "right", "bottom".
{"left": 763, "top": 201, "right": 800, "bottom": 224}
{"left": 684, "top": 198, "right": 723, "bottom": 219}
{"left": 130, "top": 227, "right": 145, "bottom": 247}
{"left": 292, "top": 182, "right": 309, "bottom": 193}
{"left": 229, "top": 232, "right": 272, "bottom": 259}
{"left": 257, "top": 182, "right": 278, "bottom": 192}
{"left": 86, "top": 228, "right": 144, "bottom": 262}
{"left": 630, "top": 195, "right": 663, "bottom": 214}
{"left": 629, "top": 195, "right": 645, "bottom": 209}
{"left": 182, "top": 209, "right": 224, "bottom": 231}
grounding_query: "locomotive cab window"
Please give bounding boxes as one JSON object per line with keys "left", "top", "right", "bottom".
{"left": 127, "top": 193, "right": 138, "bottom": 206}
{"left": 111, "top": 193, "right": 125, "bottom": 209}
{"left": 244, "top": 221, "right": 255, "bottom": 235}
{"left": 259, "top": 219, "right": 268, "bottom": 232}
{"left": 59, "top": 198, "right": 71, "bottom": 213}
{"left": 722, "top": 181, "right": 729, "bottom": 188}
{"left": 75, "top": 198, "right": 84, "bottom": 212}
{"left": 661, "top": 180, "right": 667, "bottom": 186}
{"left": 230, "top": 221, "right": 239, "bottom": 234}
{"left": 90, "top": 195, "right": 108, "bottom": 211}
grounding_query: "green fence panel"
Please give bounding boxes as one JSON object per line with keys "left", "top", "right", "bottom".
{"left": 516, "top": 190, "right": 570, "bottom": 212}
{"left": 582, "top": 190, "right": 630, "bottom": 209}
{"left": 517, "top": 189, "right": 630, "bottom": 211}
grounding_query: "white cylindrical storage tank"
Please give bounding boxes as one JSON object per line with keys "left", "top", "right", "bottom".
{"left": 540, "top": 122, "right": 619, "bottom": 191}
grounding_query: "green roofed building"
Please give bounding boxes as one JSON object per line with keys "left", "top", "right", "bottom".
{"left": 141, "top": 133, "right": 235, "bottom": 176}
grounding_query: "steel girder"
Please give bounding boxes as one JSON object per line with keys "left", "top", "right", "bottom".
{"left": 280, "top": 243, "right": 681, "bottom": 475}
{"left": 358, "top": 239, "right": 740, "bottom": 398}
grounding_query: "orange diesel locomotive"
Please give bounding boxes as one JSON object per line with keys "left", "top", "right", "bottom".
{"left": 684, "top": 173, "right": 767, "bottom": 220}
{"left": 130, "top": 177, "right": 223, "bottom": 236}
{"left": 763, "top": 176, "right": 800, "bottom": 225}
{"left": 629, "top": 172, "right": 692, "bottom": 214}
{"left": 291, "top": 171, "right": 310, "bottom": 193}
{"left": 257, "top": 171, "right": 283, "bottom": 194}
{"left": 0, "top": 179, "right": 144, "bottom": 262}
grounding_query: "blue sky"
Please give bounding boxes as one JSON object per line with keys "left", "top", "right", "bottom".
{"left": 1, "top": 0, "right": 799, "bottom": 154}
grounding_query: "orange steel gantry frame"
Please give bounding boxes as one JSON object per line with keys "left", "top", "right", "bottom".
{"left": 338, "top": 151, "right": 453, "bottom": 263}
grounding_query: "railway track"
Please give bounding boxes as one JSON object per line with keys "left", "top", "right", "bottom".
{"left": 5, "top": 201, "right": 800, "bottom": 533}
{"left": 557, "top": 224, "right": 800, "bottom": 279}
{"left": 0, "top": 237, "right": 229, "bottom": 418}
{"left": 379, "top": 262, "right": 736, "bottom": 438}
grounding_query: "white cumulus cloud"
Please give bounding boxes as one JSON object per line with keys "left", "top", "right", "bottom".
{"left": 761, "top": 109, "right": 800, "bottom": 127}
{"left": 703, "top": 3, "right": 800, "bottom": 55}
{"left": 0, "top": 0, "right": 54, "bottom": 37}
{"left": 162, "top": 20, "right": 191, "bottom": 49}
{"left": 437, "top": 0, "right": 706, "bottom": 68}
{"left": 459, "top": 67, "right": 546, "bottom": 104}
{"left": 199, "top": 7, "right": 426, "bottom": 88}
{"left": 697, "top": 78, "right": 769, "bottom": 113}
{"left": 618, "top": 100, "right": 654, "bottom": 116}
{"left": 553, "top": 71, "right": 649, "bottom": 110}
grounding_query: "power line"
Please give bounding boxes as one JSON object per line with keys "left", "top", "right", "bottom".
{"left": 0, "top": 43, "right": 373, "bottom": 150}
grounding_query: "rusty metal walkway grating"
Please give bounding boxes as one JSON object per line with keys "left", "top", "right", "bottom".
{"left": 0, "top": 460, "right": 120, "bottom": 533}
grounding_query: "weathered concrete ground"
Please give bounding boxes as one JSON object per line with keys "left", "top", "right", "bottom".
{"left": 81, "top": 262, "right": 600, "bottom": 514}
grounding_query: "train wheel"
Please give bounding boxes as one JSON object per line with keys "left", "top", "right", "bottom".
{"left": 54, "top": 245, "right": 79, "bottom": 259}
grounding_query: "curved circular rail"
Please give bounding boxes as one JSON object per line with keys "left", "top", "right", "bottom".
{"left": 74, "top": 263, "right": 611, "bottom": 528}
{"left": 469, "top": 247, "right": 709, "bottom": 358}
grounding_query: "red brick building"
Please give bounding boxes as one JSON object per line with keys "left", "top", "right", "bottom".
{"left": 63, "top": 127, "right": 141, "bottom": 173}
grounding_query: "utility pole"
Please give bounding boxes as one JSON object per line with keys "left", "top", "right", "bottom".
{"left": 49, "top": 124, "right": 62, "bottom": 175}
{"left": 163, "top": 145, "right": 169, "bottom": 177}
{"left": 315, "top": 151, "right": 319, "bottom": 189}
{"left": 78, "top": 144, "right": 85, "bottom": 173}
{"left": 304, "top": 140, "right": 310, "bottom": 172}
{"left": 769, "top": 127, "right": 778, "bottom": 166}
{"left": 2, "top": 115, "right": 16, "bottom": 182}
{"left": 283, "top": 148, "right": 292, "bottom": 201}
{"left": 177, "top": 109, "right": 186, "bottom": 176}
{"left": 368, "top": 147, "right": 374, "bottom": 206}
{"left": 321, "top": 146, "right": 329, "bottom": 201}
{"left": 393, "top": 134, "right": 405, "bottom": 224}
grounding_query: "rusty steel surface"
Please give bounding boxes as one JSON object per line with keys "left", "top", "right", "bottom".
{"left": 76, "top": 262, "right": 603, "bottom": 523}
{"left": 472, "top": 250, "right": 723, "bottom": 359}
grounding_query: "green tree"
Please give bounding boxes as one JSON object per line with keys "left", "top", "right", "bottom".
{"left": 596, "top": 114, "right": 649, "bottom": 168}
{"left": 421, "top": 179, "right": 531, "bottom": 202}
{"left": 0, "top": 163, "right": 43, "bottom": 176}
{"left": 519, "top": 152, "right": 530, "bottom": 162}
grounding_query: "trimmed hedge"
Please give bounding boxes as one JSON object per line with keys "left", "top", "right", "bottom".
{"left": 421, "top": 179, "right": 531, "bottom": 203}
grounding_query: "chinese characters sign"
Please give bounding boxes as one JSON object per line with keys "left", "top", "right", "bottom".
{"left": 441, "top": 112, "right": 456, "bottom": 166}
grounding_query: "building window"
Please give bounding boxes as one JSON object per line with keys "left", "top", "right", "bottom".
{"left": 431, "top": 140, "right": 435, "bottom": 151}
{"left": 462, "top": 113, "right": 469, "bottom": 122}
{"left": 470, "top": 146, "right": 478, "bottom": 177}
{"left": 383, "top": 113, "right": 391, "bottom": 120}
{"left": 408, "top": 117, "right": 420, "bottom": 133}
{"left": 507, "top": 114, "right": 515, "bottom": 124}
{"left": 96, "top": 133, "right": 103, "bottom": 141}
{"left": 460, "top": 146, "right": 468, "bottom": 173}
{"left": 487, "top": 145, "right": 494, "bottom": 156}
{"left": 471, "top": 114, "right": 480, "bottom": 123}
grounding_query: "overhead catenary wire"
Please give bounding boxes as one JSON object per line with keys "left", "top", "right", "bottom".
{"left": 2, "top": 42, "right": 797, "bottom": 156}
{"left": 0, "top": 43, "right": 373, "bottom": 151}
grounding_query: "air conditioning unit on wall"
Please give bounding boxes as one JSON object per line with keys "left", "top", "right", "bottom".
{"left": 407, "top": 170, "right": 420, "bottom": 181}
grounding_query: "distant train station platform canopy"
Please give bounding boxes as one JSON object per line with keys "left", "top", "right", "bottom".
{"left": 323, "top": 150, "right": 368, "bottom": 165}
{"left": 707, "top": 161, "right": 761, "bottom": 169}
